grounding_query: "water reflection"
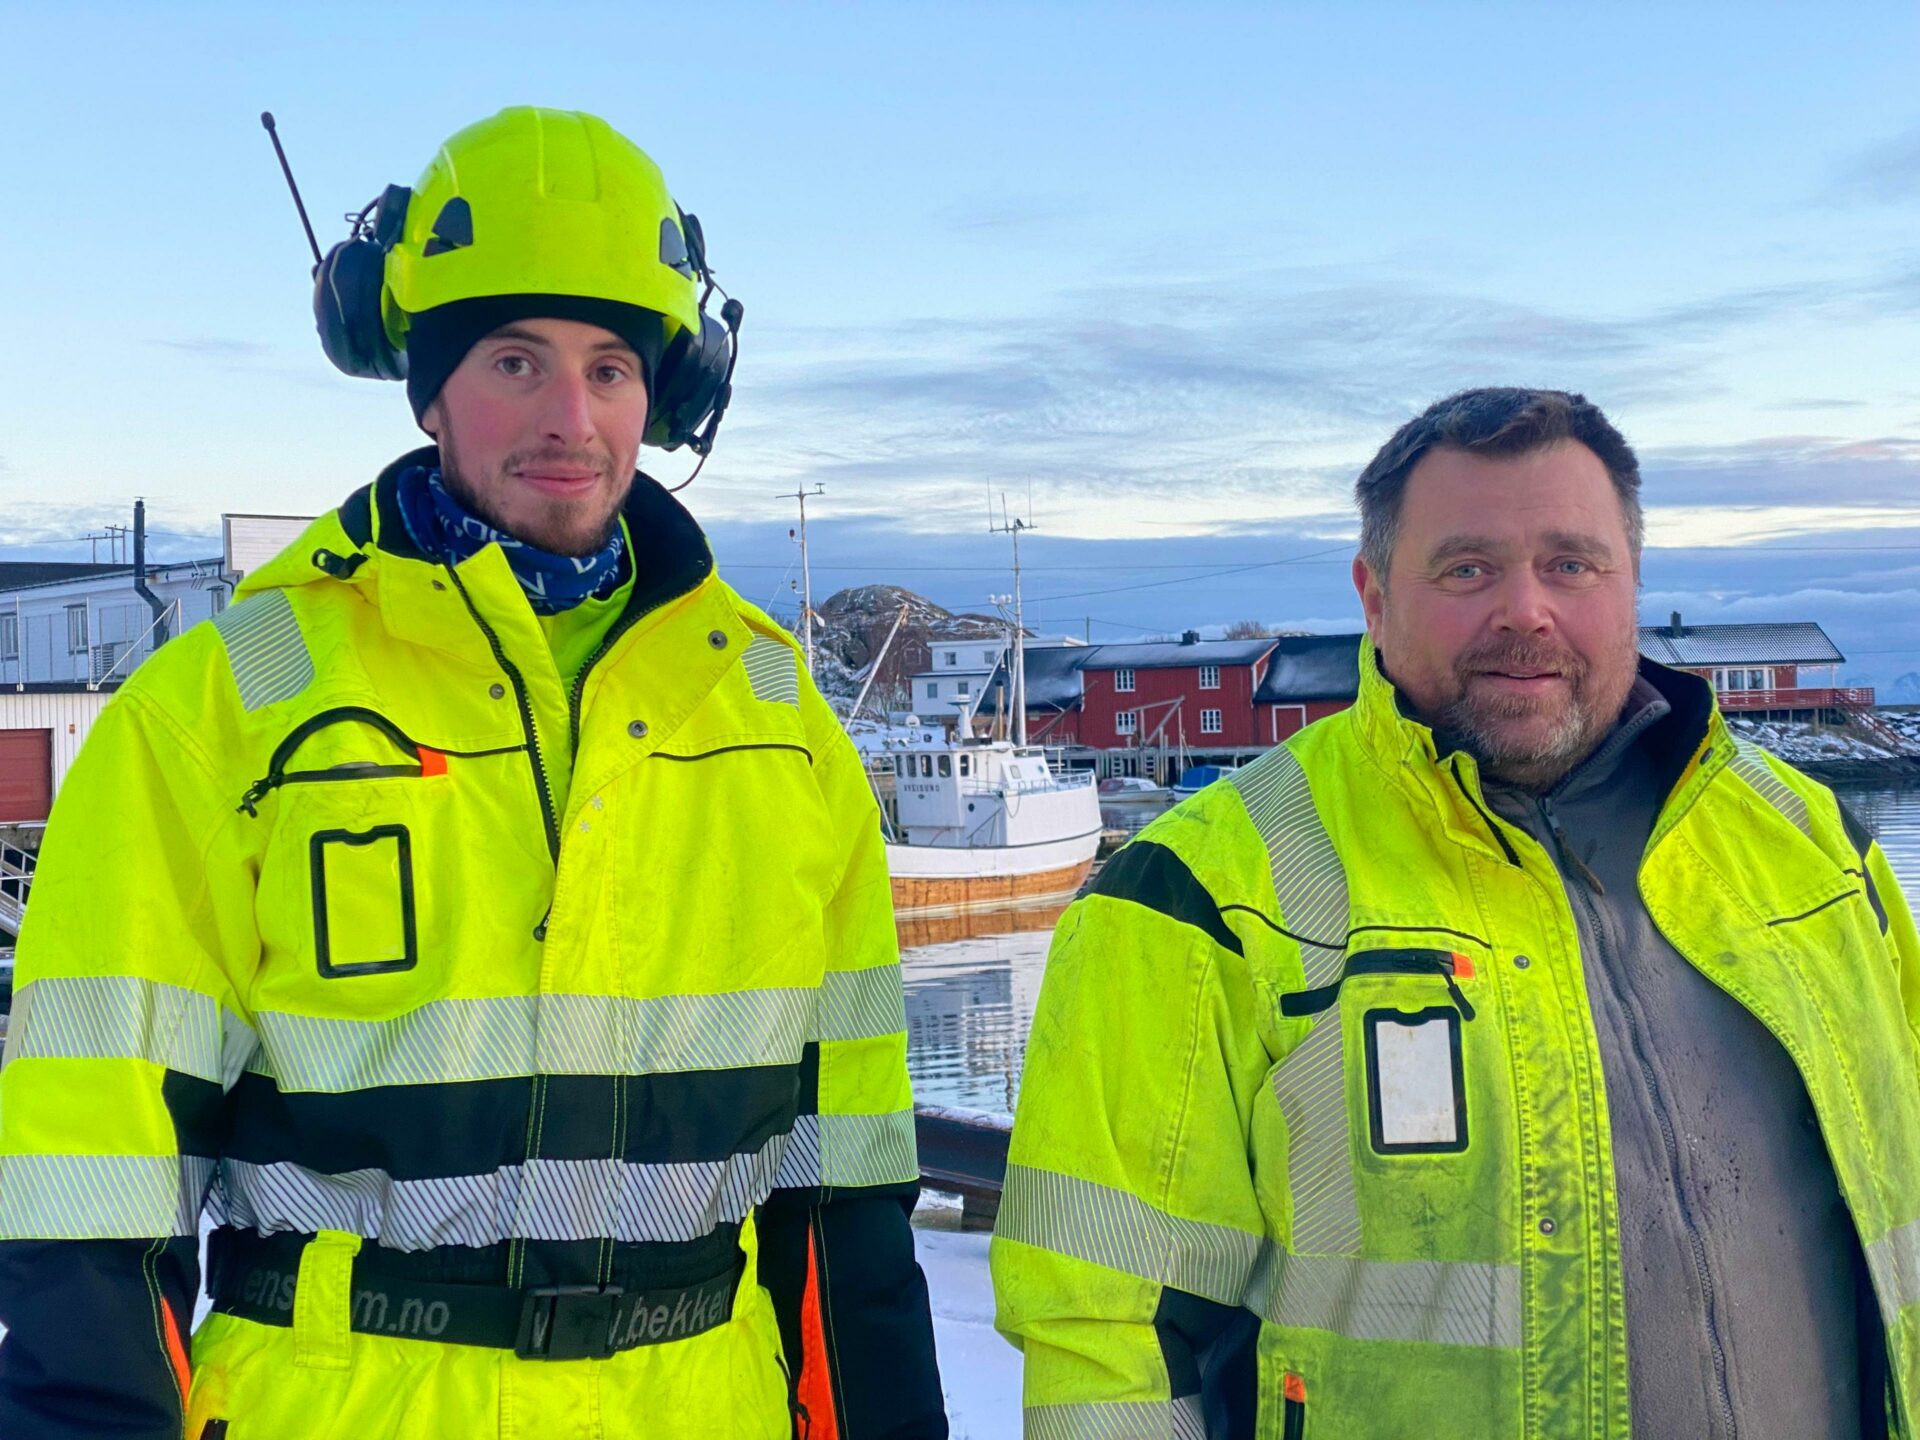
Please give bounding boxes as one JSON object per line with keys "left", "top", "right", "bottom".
{"left": 901, "top": 783, "right": 1920, "bottom": 1118}
{"left": 900, "top": 901, "right": 1064, "bottom": 1116}
{"left": 1832, "top": 785, "right": 1920, "bottom": 913}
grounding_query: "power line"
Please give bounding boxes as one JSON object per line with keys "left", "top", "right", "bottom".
{"left": 1027, "top": 546, "right": 1353, "bottom": 604}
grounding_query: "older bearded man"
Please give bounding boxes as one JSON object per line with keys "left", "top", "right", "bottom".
{"left": 992, "top": 388, "right": 1918, "bottom": 1439}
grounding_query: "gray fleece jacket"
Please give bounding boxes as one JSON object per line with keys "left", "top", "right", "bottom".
{"left": 1481, "top": 673, "right": 1885, "bottom": 1439}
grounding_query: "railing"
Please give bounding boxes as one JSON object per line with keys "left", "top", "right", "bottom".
{"left": 1715, "top": 687, "right": 1876, "bottom": 712}
{"left": 915, "top": 1104, "right": 1011, "bottom": 1229}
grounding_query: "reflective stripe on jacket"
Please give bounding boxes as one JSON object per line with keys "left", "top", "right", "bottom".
{"left": 992, "top": 636, "right": 1920, "bottom": 1439}
{"left": 0, "top": 451, "right": 945, "bottom": 1440}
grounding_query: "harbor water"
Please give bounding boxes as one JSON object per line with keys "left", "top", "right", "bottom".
{"left": 900, "top": 781, "right": 1920, "bottom": 1117}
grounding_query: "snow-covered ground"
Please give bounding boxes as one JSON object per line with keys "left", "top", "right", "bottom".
{"left": 919, "top": 1224, "right": 1019, "bottom": 1438}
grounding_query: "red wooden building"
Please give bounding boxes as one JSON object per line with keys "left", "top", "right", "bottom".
{"left": 1076, "top": 633, "right": 1278, "bottom": 751}
{"left": 1255, "top": 634, "right": 1365, "bottom": 742}
{"left": 1635, "top": 614, "right": 1867, "bottom": 716}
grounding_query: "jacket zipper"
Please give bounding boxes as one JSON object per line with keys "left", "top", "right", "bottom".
{"left": 1282, "top": 1372, "right": 1307, "bottom": 1439}
{"left": 236, "top": 705, "right": 520, "bottom": 815}
{"left": 1539, "top": 793, "right": 1737, "bottom": 1437}
{"left": 444, "top": 567, "right": 561, "bottom": 863}
{"left": 1449, "top": 756, "right": 1521, "bottom": 866}
{"left": 1281, "top": 948, "right": 1476, "bottom": 1021}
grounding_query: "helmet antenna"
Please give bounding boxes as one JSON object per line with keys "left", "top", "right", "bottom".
{"left": 260, "top": 112, "right": 324, "bottom": 272}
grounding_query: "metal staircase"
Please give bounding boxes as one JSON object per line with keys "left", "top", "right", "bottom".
{"left": 0, "top": 837, "right": 34, "bottom": 939}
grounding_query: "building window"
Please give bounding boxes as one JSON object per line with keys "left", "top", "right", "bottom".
{"left": 958, "top": 679, "right": 971, "bottom": 696}
{"left": 1199, "top": 665, "right": 1221, "bottom": 690}
{"left": 983, "top": 650, "right": 996, "bottom": 665}
{"left": 1713, "top": 667, "right": 1774, "bottom": 692}
{"left": 1116, "top": 709, "right": 1139, "bottom": 736}
{"left": 211, "top": 587, "right": 228, "bottom": 615}
{"left": 1201, "top": 708, "right": 1223, "bottom": 735}
{"left": 1115, "top": 668, "right": 1136, "bottom": 693}
{"left": 65, "top": 604, "right": 89, "bottom": 655}
{"left": 944, "top": 651, "right": 957, "bottom": 666}
{"left": 0, "top": 613, "right": 15, "bottom": 661}
{"left": 926, "top": 681, "right": 939, "bottom": 699}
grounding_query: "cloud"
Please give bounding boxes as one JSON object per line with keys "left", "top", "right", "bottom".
{"left": 712, "top": 249, "right": 1920, "bottom": 542}
{"left": 1828, "top": 124, "right": 1920, "bottom": 205}
{"left": 154, "top": 337, "right": 271, "bottom": 359}
{"left": 1639, "top": 434, "right": 1920, "bottom": 517}
{"left": 932, "top": 194, "right": 1078, "bottom": 231}
{"left": 1773, "top": 397, "right": 1869, "bottom": 412}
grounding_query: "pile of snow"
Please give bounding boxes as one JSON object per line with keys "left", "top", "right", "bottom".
{"left": 1725, "top": 718, "right": 1895, "bottom": 762}
{"left": 1874, "top": 711, "right": 1920, "bottom": 749}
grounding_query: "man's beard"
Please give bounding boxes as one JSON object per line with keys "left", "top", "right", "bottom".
{"left": 439, "top": 433, "right": 627, "bottom": 558}
{"left": 1434, "top": 631, "right": 1638, "bottom": 791}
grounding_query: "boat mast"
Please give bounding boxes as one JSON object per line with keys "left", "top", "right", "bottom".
{"left": 990, "top": 492, "right": 1033, "bottom": 746}
{"left": 781, "top": 483, "right": 826, "bottom": 676}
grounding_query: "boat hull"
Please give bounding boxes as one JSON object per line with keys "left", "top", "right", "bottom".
{"left": 887, "top": 828, "right": 1101, "bottom": 917}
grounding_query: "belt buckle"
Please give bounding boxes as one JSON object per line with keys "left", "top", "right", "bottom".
{"left": 515, "top": 1284, "right": 625, "bottom": 1361}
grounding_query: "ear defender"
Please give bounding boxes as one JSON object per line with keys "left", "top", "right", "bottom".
{"left": 646, "top": 209, "right": 742, "bottom": 455}
{"left": 313, "top": 185, "right": 412, "bottom": 381}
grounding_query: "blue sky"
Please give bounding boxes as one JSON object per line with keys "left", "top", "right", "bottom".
{"left": 4, "top": 2, "right": 1920, "bottom": 683}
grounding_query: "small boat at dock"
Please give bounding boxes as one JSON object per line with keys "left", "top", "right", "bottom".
{"left": 877, "top": 737, "right": 1102, "bottom": 916}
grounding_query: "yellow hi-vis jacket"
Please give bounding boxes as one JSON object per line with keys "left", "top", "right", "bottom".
{"left": 992, "top": 638, "right": 1920, "bottom": 1438}
{"left": 0, "top": 454, "right": 945, "bottom": 1440}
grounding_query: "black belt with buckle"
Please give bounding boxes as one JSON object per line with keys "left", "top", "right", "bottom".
{"left": 209, "top": 1248, "right": 740, "bottom": 1360}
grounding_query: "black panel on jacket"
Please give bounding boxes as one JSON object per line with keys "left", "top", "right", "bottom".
{"left": 1091, "top": 840, "right": 1244, "bottom": 956}
{"left": 221, "top": 1064, "right": 800, "bottom": 1177}
{"left": 1154, "top": 1287, "right": 1257, "bottom": 1437}
{"left": 0, "top": 1236, "right": 198, "bottom": 1440}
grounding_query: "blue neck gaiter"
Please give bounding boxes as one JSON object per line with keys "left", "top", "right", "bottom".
{"left": 393, "top": 465, "right": 628, "bottom": 614}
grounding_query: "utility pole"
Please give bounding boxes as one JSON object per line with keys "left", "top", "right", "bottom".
{"left": 989, "top": 491, "right": 1034, "bottom": 747}
{"left": 780, "top": 484, "right": 825, "bottom": 677}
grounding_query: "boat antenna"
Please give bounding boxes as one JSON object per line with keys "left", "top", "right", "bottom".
{"left": 989, "top": 488, "right": 1035, "bottom": 747}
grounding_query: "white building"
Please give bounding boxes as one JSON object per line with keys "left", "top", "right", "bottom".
{"left": 910, "top": 639, "right": 1007, "bottom": 727}
{"left": 0, "top": 513, "right": 313, "bottom": 825}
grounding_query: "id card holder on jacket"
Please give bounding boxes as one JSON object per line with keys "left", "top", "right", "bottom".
{"left": 1363, "top": 1007, "right": 1468, "bottom": 1155}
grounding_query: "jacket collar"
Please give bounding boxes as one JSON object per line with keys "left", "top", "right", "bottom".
{"left": 1348, "top": 631, "right": 1730, "bottom": 837}
{"left": 240, "top": 449, "right": 729, "bottom": 689}
{"left": 346, "top": 446, "right": 717, "bottom": 613}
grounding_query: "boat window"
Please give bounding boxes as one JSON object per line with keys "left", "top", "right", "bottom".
{"left": 920, "top": 755, "right": 933, "bottom": 777}
{"left": 959, "top": 755, "right": 972, "bottom": 777}
{"left": 894, "top": 756, "right": 905, "bottom": 775}
{"left": 938, "top": 755, "right": 952, "bottom": 777}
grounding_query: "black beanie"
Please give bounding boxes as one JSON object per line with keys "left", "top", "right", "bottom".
{"left": 403, "top": 293, "right": 668, "bottom": 423}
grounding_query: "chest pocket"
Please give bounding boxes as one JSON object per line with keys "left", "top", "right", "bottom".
{"left": 1281, "top": 948, "right": 1477, "bottom": 1158}
{"left": 242, "top": 708, "right": 537, "bottom": 1011}
{"left": 311, "top": 824, "right": 417, "bottom": 977}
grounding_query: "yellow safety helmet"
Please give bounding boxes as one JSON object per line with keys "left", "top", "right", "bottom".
{"left": 311, "top": 106, "right": 741, "bottom": 453}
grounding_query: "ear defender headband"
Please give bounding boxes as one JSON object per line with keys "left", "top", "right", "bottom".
{"left": 269, "top": 109, "right": 743, "bottom": 457}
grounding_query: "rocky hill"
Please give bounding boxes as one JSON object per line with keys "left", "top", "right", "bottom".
{"left": 792, "top": 585, "right": 1008, "bottom": 712}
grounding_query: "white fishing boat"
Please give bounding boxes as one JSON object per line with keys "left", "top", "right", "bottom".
{"left": 879, "top": 736, "right": 1101, "bottom": 915}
